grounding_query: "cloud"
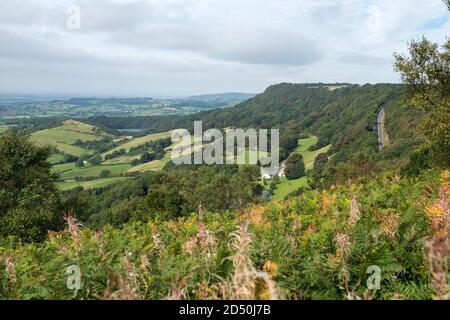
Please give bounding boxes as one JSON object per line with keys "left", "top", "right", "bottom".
{"left": 202, "top": 27, "right": 322, "bottom": 66}
{"left": 338, "top": 54, "right": 391, "bottom": 66}
{"left": 0, "top": 0, "right": 448, "bottom": 96}
{"left": 110, "top": 25, "right": 322, "bottom": 66}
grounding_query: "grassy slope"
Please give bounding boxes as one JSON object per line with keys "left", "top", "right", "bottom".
{"left": 32, "top": 123, "right": 173, "bottom": 189}
{"left": 127, "top": 153, "right": 172, "bottom": 172}
{"left": 53, "top": 163, "right": 131, "bottom": 179}
{"left": 48, "top": 153, "right": 65, "bottom": 164}
{"left": 32, "top": 120, "right": 107, "bottom": 157}
{"left": 126, "top": 136, "right": 202, "bottom": 173}
{"left": 294, "top": 136, "right": 331, "bottom": 170}
{"left": 273, "top": 177, "right": 308, "bottom": 200}
{"left": 56, "top": 177, "right": 131, "bottom": 191}
{"left": 103, "top": 154, "right": 142, "bottom": 165}
{"left": 273, "top": 136, "right": 331, "bottom": 200}
{"left": 101, "top": 131, "right": 172, "bottom": 158}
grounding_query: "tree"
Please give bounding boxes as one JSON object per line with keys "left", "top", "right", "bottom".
{"left": 131, "top": 159, "right": 141, "bottom": 166}
{"left": 62, "top": 154, "right": 78, "bottom": 164}
{"left": 285, "top": 153, "right": 306, "bottom": 180}
{"left": 0, "top": 133, "right": 61, "bottom": 242}
{"left": 75, "top": 159, "right": 85, "bottom": 168}
{"left": 314, "top": 152, "right": 329, "bottom": 173}
{"left": 99, "top": 170, "right": 112, "bottom": 179}
{"left": 89, "top": 153, "right": 102, "bottom": 165}
{"left": 394, "top": 36, "right": 450, "bottom": 167}
{"left": 134, "top": 186, "right": 184, "bottom": 221}
{"left": 140, "top": 152, "right": 155, "bottom": 163}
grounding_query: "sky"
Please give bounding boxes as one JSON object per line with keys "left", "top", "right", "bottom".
{"left": 0, "top": 0, "right": 448, "bottom": 97}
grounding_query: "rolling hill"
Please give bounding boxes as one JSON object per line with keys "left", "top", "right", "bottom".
{"left": 32, "top": 120, "right": 110, "bottom": 157}
{"left": 88, "top": 83, "right": 423, "bottom": 172}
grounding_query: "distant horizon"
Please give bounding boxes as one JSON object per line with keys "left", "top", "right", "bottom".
{"left": 0, "top": 82, "right": 406, "bottom": 100}
{"left": 0, "top": 92, "right": 255, "bottom": 100}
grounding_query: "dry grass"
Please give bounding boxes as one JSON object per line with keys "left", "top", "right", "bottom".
{"left": 349, "top": 195, "right": 361, "bottom": 228}
{"left": 424, "top": 170, "right": 449, "bottom": 300}
{"left": 171, "top": 217, "right": 280, "bottom": 300}
{"left": 166, "top": 275, "right": 189, "bottom": 300}
{"left": 102, "top": 251, "right": 140, "bottom": 300}
{"left": 221, "top": 223, "right": 279, "bottom": 300}
{"left": 3, "top": 256, "right": 17, "bottom": 285}
{"left": 64, "top": 210, "right": 83, "bottom": 252}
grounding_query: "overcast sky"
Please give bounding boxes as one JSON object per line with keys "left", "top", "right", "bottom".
{"left": 0, "top": 0, "right": 448, "bottom": 97}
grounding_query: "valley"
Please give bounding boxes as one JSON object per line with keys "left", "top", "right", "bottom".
{"left": 28, "top": 119, "right": 176, "bottom": 190}
{"left": 0, "top": 81, "right": 447, "bottom": 301}
{"left": 1, "top": 0, "right": 449, "bottom": 304}
{"left": 4, "top": 84, "right": 422, "bottom": 194}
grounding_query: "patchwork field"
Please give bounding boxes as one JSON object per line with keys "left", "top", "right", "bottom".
{"left": 56, "top": 177, "right": 131, "bottom": 191}
{"left": 53, "top": 163, "right": 131, "bottom": 179}
{"left": 32, "top": 120, "right": 108, "bottom": 157}
{"left": 126, "top": 140, "right": 208, "bottom": 173}
{"left": 102, "top": 131, "right": 173, "bottom": 158}
{"left": 272, "top": 135, "right": 331, "bottom": 200}
{"left": 28, "top": 120, "right": 176, "bottom": 190}
{"left": 32, "top": 120, "right": 327, "bottom": 194}
{"left": 127, "top": 156, "right": 171, "bottom": 173}
{"left": 103, "top": 154, "right": 142, "bottom": 165}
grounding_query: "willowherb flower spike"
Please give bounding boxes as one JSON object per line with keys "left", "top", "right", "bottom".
{"left": 425, "top": 171, "right": 449, "bottom": 300}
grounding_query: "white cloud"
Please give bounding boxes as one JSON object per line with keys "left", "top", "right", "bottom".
{"left": 0, "top": 0, "right": 448, "bottom": 96}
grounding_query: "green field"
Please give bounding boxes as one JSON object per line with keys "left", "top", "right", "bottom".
{"left": 30, "top": 121, "right": 175, "bottom": 180}
{"left": 127, "top": 153, "right": 172, "bottom": 173}
{"left": 102, "top": 131, "right": 173, "bottom": 158}
{"left": 53, "top": 163, "right": 131, "bottom": 179}
{"left": 103, "top": 154, "right": 142, "bottom": 165}
{"left": 272, "top": 135, "right": 331, "bottom": 200}
{"left": 126, "top": 144, "right": 270, "bottom": 173}
{"left": 272, "top": 177, "right": 308, "bottom": 200}
{"left": 31, "top": 120, "right": 291, "bottom": 189}
{"left": 48, "top": 153, "right": 65, "bottom": 164}
{"left": 32, "top": 120, "right": 107, "bottom": 157}
{"left": 56, "top": 177, "right": 131, "bottom": 191}
{"left": 293, "top": 136, "right": 331, "bottom": 170}
{"left": 126, "top": 138, "right": 204, "bottom": 173}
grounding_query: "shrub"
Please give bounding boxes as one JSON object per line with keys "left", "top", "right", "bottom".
{"left": 285, "top": 153, "right": 305, "bottom": 180}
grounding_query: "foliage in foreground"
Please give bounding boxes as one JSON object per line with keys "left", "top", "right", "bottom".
{"left": 0, "top": 133, "right": 61, "bottom": 242}
{"left": 1, "top": 170, "right": 448, "bottom": 300}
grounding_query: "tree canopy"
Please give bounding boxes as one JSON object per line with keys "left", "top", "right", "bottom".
{"left": 0, "top": 133, "right": 61, "bottom": 242}
{"left": 394, "top": 36, "right": 450, "bottom": 167}
{"left": 285, "top": 153, "right": 306, "bottom": 180}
